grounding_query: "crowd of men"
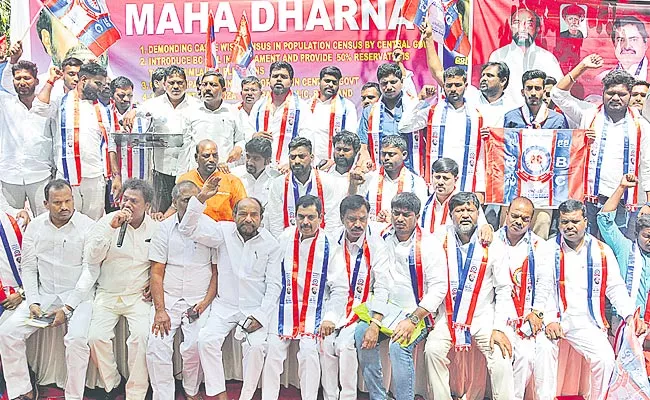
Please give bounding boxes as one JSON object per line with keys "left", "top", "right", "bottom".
{"left": 2, "top": 11, "right": 650, "bottom": 400}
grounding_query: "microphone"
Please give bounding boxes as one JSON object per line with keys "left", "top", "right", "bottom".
{"left": 117, "top": 221, "right": 128, "bottom": 248}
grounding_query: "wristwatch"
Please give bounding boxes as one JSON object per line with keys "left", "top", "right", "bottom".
{"left": 405, "top": 313, "right": 420, "bottom": 325}
{"left": 62, "top": 306, "right": 74, "bottom": 320}
{"left": 531, "top": 309, "right": 544, "bottom": 319}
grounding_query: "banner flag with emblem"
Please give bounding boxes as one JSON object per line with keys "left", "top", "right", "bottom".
{"left": 607, "top": 309, "right": 650, "bottom": 398}
{"left": 229, "top": 11, "right": 256, "bottom": 94}
{"left": 485, "top": 128, "right": 587, "bottom": 207}
{"left": 40, "top": 0, "right": 121, "bottom": 57}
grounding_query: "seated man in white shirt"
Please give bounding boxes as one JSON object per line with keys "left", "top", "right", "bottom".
{"left": 177, "top": 174, "right": 282, "bottom": 400}
{"left": 320, "top": 195, "right": 392, "bottom": 400}
{"left": 355, "top": 192, "right": 447, "bottom": 400}
{"left": 425, "top": 192, "right": 514, "bottom": 400}
{"left": 309, "top": 66, "right": 358, "bottom": 168}
{"left": 0, "top": 196, "right": 29, "bottom": 325}
{"left": 348, "top": 135, "right": 428, "bottom": 221}
{"left": 82, "top": 179, "right": 160, "bottom": 399}
{"left": 545, "top": 199, "right": 647, "bottom": 400}
{"left": 262, "top": 195, "right": 348, "bottom": 400}
{"left": 495, "top": 197, "right": 556, "bottom": 400}
{"left": 231, "top": 137, "right": 280, "bottom": 207}
{"left": 551, "top": 54, "right": 650, "bottom": 238}
{"left": 146, "top": 181, "right": 218, "bottom": 400}
{"left": 0, "top": 179, "right": 95, "bottom": 400}
{"left": 0, "top": 60, "right": 56, "bottom": 216}
{"left": 267, "top": 137, "right": 341, "bottom": 237}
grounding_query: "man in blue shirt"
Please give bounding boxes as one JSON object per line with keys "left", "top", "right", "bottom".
{"left": 503, "top": 70, "right": 568, "bottom": 129}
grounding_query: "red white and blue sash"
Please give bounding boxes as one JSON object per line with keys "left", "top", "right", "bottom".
{"left": 310, "top": 94, "right": 348, "bottom": 159}
{"left": 520, "top": 104, "right": 549, "bottom": 129}
{"left": 278, "top": 229, "right": 330, "bottom": 338}
{"left": 367, "top": 101, "right": 384, "bottom": 167}
{"left": 0, "top": 213, "right": 22, "bottom": 316}
{"left": 372, "top": 167, "right": 415, "bottom": 217}
{"left": 427, "top": 102, "right": 484, "bottom": 192}
{"left": 255, "top": 91, "right": 301, "bottom": 164}
{"left": 116, "top": 104, "right": 149, "bottom": 180}
{"left": 282, "top": 170, "right": 325, "bottom": 229}
{"left": 623, "top": 242, "right": 650, "bottom": 322}
{"left": 585, "top": 106, "right": 641, "bottom": 209}
{"left": 420, "top": 195, "right": 450, "bottom": 234}
{"left": 339, "top": 231, "right": 371, "bottom": 327}
{"left": 443, "top": 228, "right": 489, "bottom": 350}
{"left": 555, "top": 234, "right": 609, "bottom": 329}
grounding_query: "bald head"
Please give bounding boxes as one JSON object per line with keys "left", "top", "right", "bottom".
{"left": 195, "top": 139, "right": 218, "bottom": 178}
{"left": 505, "top": 196, "right": 535, "bottom": 239}
{"left": 508, "top": 196, "right": 534, "bottom": 213}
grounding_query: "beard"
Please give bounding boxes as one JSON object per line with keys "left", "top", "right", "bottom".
{"left": 513, "top": 32, "right": 535, "bottom": 47}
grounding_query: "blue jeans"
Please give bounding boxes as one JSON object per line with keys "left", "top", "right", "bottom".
{"left": 354, "top": 321, "right": 428, "bottom": 400}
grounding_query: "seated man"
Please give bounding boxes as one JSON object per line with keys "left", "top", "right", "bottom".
{"left": 146, "top": 181, "right": 218, "bottom": 400}
{"left": 177, "top": 175, "right": 283, "bottom": 400}
{"left": 0, "top": 179, "right": 95, "bottom": 400}
{"left": 262, "top": 195, "right": 348, "bottom": 400}
{"left": 355, "top": 192, "right": 447, "bottom": 400}
{"left": 176, "top": 139, "right": 247, "bottom": 222}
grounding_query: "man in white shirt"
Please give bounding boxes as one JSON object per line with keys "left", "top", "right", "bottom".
{"left": 400, "top": 67, "right": 486, "bottom": 195}
{"left": 488, "top": 8, "right": 563, "bottom": 106}
{"left": 262, "top": 195, "right": 347, "bottom": 400}
{"left": 179, "top": 71, "right": 254, "bottom": 175}
{"left": 355, "top": 192, "right": 447, "bottom": 400}
{"left": 40, "top": 62, "right": 121, "bottom": 221}
{"left": 81, "top": 179, "right": 159, "bottom": 399}
{"left": 231, "top": 137, "right": 280, "bottom": 207}
{"left": 177, "top": 174, "right": 283, "bottom": 400}
{"left": 309, "top": 66, "right": 358, "bottom": 167}
{"left": 349, "top": 135, "right": 428, "bottom": 221}
{"left": 151, "top": 67, "right": 168, "bottom": 98}
{"left": 267, "top": 137, "right": 342, "bottom": 237}
{"left": 326, "top": 131, "right": 359, "bottom": 180}
{"left": 631, "top": 80, "right": 649, "bottom": 111}
{"left": 320, "top": 195, "right": 392, "bottom": 400}
{"left": 0, "top": 60, "right": 56, "bottom": 216}
{"left": 238, "top": 76, "right": 262, "bottom": 118}
{"left": 249, "top": 61, "right": 313, "bottom": 169}
{"left": 495, "top": 197, "right": 556, "bottom": 400}
{"left": 0, "top": 179, "right": 95, "bottom": 400}
{"left": 146, "top": 180, "right": 217, "bottom": 400}
{"left": 544, "top": 199, "right": 647, "bottom": 400}
{"left": 551, "top": 53, "right": 650, "bottom": 237}
{"left": 425, "top": 192, "right": 514, "bottom": 400}
{"left": 123, "top": 66, "right": 202, "bottom": 213}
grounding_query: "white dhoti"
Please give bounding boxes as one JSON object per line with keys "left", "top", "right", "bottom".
{"left": 262, "top": 334, "right": 320, "bottom": 400}
{"left": 0, "top": 299, "right": 92, "bottom": 400}
{"left": 146, "top": 300, "right": 210, "bottom": 400}
{"left": 548, "top": 317, "right": 614, "bottom": 400}
{"left": 424, "top": 317, "right": 515, "bottom": 400}
{"left": 88, "top": 292, "right": 151, "bottom": 400}
{"left": 319, "top": 323, "right": 358, "bottom": 400}
{"left": 198, "top": 310, "right": 268, "bottom": 400}
{"left": 71, "top": 176, "right": 106, "bottom": 221}
{"left": 512, "top": 332, "right": 558, "bottom": 400}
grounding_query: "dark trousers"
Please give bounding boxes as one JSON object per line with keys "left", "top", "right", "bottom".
{"left": 153, "top": 171, "right": 176, "bottom": 213}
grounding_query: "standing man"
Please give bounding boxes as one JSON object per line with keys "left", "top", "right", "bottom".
{"left": 179, "top": 71, "right": 253, "bottom": 174}
{"left": 59, "top": 57, "right": 83, "bottom": 94}
{"left": 151, "top": 67, "right": 168, "bottom": 97}
{"left": 503, "top": 70, "right": 568, "bottom": 129}
{"left": 250, "top": 61, "right": 313, "bottom": 169}
{"left": 631, "top": 80, "right": 650, "bottom": 111}
{"left": 110, "top": 76, "right": 135, "bottom": 118}
{"left": 355, "top": 192, "right": 447, "bottom": 400}
{"left": 40, "top": 62, "right": 121, "bottom": 220}
{"left": 349, "top": 136, "right": 428, "bottom": 221}
{"left": 327, "top": 131, "right": 360, "bottom": 180}
{"left": 400, "top": 67, "right": 486, "bottom": 194}
{"left": 0, "top": 60, "right": 56, "bottom": 216}
{"left": 551, "top": 54, "right": 650, "bottom": 236}
{"left": 424, "top": 192, "right": 514, "bottom": 400}
{"left": 496, "top": 197, "right": 556, "bottom": 400}
{"left": 0, "top": 179, "right": 95, "bottom": 400}
{"left": 238, "top": 76, "right": 263, "bottom": 118}
{"left": 545, "top": 199, "right": 646, "bottom": 400}
{"left": 176, "top": 139, "right": 247, "bottom": 222}
{"left": 178, "top": 176, "right": 283, "bottom": 400}
{"left": 310, "top": 66, "right": 358, "bottom": 167}
{"left": 266, "top": 137, "right": 341, "bottom": 237}
{"left": 231, "top": 138, "right": 280, "bottom": 207}
{"left": 262, "top": 195, "right": 348, "bottom": 400}
{"left": 124, "top": 66, "right": 201, "bottom": 213}
{"left": 360, "top": 82, "right": 381, "bottom": 109}
{"left": 82, "top": 179, "right": 159, "bottom": 400}
{"left": 543, "top": 76, "right": 559, "bottom": 111}
{"left": 320, "top": 195, "right": 392, "bottom": 400}
{"left": 147, "top": 181, "right": 218, "bottom": 400}
{"left": 488, "top": 8, "right": 563, "bottom": 105}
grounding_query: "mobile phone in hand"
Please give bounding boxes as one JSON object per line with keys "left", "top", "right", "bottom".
{"left": 186, "top": 305, "right": 199, "bottom": 323}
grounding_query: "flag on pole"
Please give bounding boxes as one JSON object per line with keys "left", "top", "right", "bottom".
{"left": 205, "top": 10, "right": 218, "bottom": 69}
{"left": 401, "top": 0, "right": 433, "bottom": 26}
{"left": 40, "top": 0, "right": 121, "bottom": 57}
{"left": 444, "top": 0, "right": 471, "bottom": 56}
{"left": 229, "top": 12, "right": 256, "bottom": 94}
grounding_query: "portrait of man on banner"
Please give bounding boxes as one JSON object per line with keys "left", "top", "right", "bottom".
{"left": 560, "top": 4, "right": 587, "bottom": 39}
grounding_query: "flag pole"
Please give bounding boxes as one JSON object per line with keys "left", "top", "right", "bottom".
{"left": 16, "top": 4, "right": 44, "bottom": 43}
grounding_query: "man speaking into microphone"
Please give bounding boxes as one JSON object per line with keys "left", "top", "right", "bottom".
{"left": 76, "top": 179, "right": 160, "bottom": 399}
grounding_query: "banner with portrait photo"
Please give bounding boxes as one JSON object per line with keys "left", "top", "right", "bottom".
{"left": 485, "top": 128, "right": 588, "bottom": 207}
